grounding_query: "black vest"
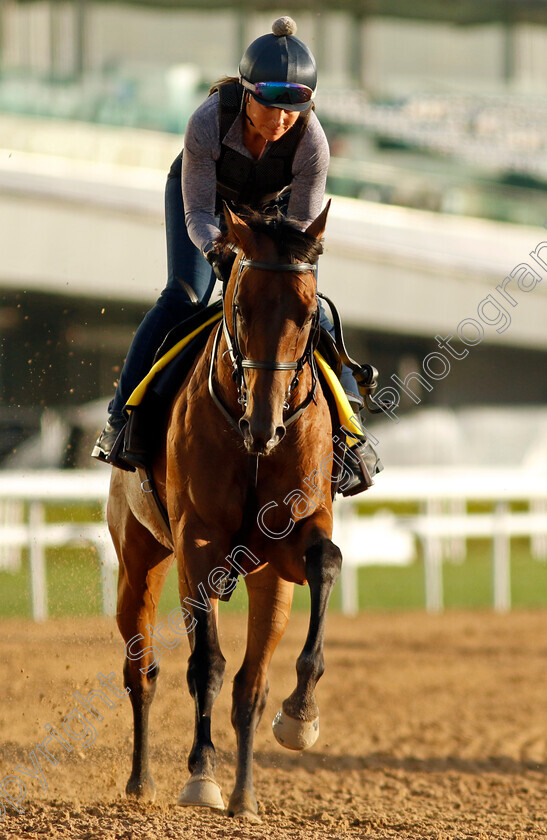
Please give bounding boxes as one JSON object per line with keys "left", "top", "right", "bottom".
{"left": 212, "top": 82, "right": 311, "bottom": 210}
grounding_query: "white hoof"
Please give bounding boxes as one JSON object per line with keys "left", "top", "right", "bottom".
{"left": 178, "top": 774, "right": 225, "bottom": 810}
{"left": 272, "top": 709, "right": 319, "bottom": 751}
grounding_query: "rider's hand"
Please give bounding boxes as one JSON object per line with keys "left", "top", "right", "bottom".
{"left": 205, "top": 247, "right": 236, "bottom": 284}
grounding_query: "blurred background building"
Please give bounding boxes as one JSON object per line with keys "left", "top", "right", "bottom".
{"left": 1, "top": 0, "right": 546, "bottom": 468}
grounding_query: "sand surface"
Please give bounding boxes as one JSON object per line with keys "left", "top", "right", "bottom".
{"left": 1, "top": 610, "right": 547, "bottom": 839}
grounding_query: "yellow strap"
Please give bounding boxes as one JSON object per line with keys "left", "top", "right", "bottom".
{"left": 314, "top": 351, "right": 364, "bottom": 446}
{"left": 124, "top": 311, "right": 223, "bottom": 410}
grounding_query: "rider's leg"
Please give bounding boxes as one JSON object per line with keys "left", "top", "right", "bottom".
{"left": 92, "top": 152, "right": 216, "bottom": 464}
{"left": 316, "top": 301, "right": 382, "bottom": 496}
{"left": 317, "top": 302, "right": 363, "bottom": 408}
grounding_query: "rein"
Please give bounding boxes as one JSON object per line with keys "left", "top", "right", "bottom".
{"left": 208, "top": 255, "right": 320, "bottom": 437}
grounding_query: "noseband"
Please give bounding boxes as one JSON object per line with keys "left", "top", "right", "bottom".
{"left": 208, "top": 256, "right": 320, "bottom": 436}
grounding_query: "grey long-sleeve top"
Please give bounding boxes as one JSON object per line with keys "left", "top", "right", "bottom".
{"left": 181, "top": 92, "right": 330, "bottom": 254}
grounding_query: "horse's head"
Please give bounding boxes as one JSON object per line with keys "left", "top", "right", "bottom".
{"left": 221, "top": 202, "right": 330, "bottom": 456}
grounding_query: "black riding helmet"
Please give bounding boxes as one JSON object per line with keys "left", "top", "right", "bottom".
{"left": 239, "top": 17, "right": 317, "bottom": 112}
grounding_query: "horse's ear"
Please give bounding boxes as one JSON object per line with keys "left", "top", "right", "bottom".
{"left": 305, "top": 199, "right": 331, "bottom": 240}
{"left": 223, "top": 203, "right": 258, "bottom": 254}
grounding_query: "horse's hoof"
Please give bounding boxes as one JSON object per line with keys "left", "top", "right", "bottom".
{"left": 272, "top": 709, "right": 319, "bottom": 750}
{"left": 125, "top": 774, "right": 156, "bottom": 802}
{"left": 231, "top": 809, "right": 262, "bottom": 823}
{"left": 228, "top": 790, "right": 260, "bottom": 822}
{"left": 178, "top": 774, "right": 225, "bottom": 810}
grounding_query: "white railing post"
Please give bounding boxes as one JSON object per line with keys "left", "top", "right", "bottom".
{"left": 423, "top": 498, "right": 444, "bottom": 612}
{"left": 446, "top": 497, "right": 466, "bottom": 563}
{"left": 531, "top": 499, "right": 547, "bottom": 561}
{"left": 493, "top": 502, "right": 511, "bottom": 613}
{"left": 340, "top": 563, "right": 358, "bottom": 616}
{"left": 28, "top": 501, "right": 48, "bottom": 621}
{"left": 337, "top": 502, "right": 359, "bottom": 616}
{"left": 423, "top": 533, "right": 444, "bottom": 613}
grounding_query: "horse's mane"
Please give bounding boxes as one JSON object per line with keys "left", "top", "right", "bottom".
{"left": 218, "top": 208, "right": 323, "bottom": 265}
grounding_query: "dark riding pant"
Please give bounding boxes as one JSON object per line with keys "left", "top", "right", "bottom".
{"left": 110, "top": 152, "right": 361, "bottom": 415}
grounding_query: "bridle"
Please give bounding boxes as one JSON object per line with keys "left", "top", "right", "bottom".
{"left": 208, "top": 255, "right": 320, "bottom": 436}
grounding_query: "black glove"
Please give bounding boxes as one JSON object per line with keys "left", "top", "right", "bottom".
{"left": 206, "top": 248, "right": 236, "bottom": 284}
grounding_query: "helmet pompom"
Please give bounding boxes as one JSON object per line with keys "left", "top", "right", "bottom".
{"left": 272, "top": 16, "right": 297, "bottom": 37}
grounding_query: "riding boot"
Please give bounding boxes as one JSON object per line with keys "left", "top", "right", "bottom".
{"left": 338, "top": 402, "right": 383, "bottom": 497}
{"left": 91, "top": 412, "right": 135, "bottom": 472}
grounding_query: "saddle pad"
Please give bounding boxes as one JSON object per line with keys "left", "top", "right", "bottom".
{"left": 124, "top": 309, "right": 363, "bottom": 442}
{"left": 125, "top": 310, "right": 223, "bottom": 410}
{"left": 314, "top": 352, "right": 365, "bottom": 445}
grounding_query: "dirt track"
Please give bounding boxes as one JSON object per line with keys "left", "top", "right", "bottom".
{"left": 1, "top": 609, "right": 547, "bottom": 839}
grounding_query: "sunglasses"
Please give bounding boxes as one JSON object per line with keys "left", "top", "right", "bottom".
{"left": 240, "top": 77, "right": 314, "bottom": 106}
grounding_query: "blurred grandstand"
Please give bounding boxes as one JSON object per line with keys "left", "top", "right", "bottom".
{"left": 320, "top": 89, "right": 547, "bottom": 225}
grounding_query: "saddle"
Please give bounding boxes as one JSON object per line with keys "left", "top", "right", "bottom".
{"left": 117, "top": 296, "right": 379, "bottom": 472}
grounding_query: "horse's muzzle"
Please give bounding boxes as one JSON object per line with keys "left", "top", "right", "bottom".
{"left": 239, "top": 417, "right": 286, "bottom": 455}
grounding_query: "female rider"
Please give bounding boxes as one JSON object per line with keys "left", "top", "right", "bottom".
{"left": 92, "top": 17, "right": 374, "bottom": 494}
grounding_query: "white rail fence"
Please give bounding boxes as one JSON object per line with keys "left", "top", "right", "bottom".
{"left": 0, "top": 471, "right": 114, "bottom": 621}
{"left": 337, "top": 468, "right": 547, "bottom": 614}
{"left": 1, "top": 468, "right": 547, "bottom": 620}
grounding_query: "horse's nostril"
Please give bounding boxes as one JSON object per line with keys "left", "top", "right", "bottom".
{"left": 239, "top": 420, "right": 285, "bottom": 454}
{"left": 239, "top": 418, "right": 251, "bottom": 438}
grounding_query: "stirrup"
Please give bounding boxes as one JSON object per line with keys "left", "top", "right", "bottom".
{"left": 108, "top": 428, "right": 136, "bottom": 472}
{"left": 91, "top": 416, "right": 135, "bottom": 472}
{"left": 339, "top": 438, "right": 383, "bottom": 497}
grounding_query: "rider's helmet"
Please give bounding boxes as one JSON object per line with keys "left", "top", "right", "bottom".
{"left": 238, "top": 17, "right": 317, "bottom": 112}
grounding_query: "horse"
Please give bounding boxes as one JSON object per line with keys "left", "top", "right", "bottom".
{"left": 107, "top": 201, "right": 343, "bottom": 822}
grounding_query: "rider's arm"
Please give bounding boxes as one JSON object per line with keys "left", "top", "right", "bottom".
{"left": 288, "top": 111, "right": 330, "bottom": 228}
{"left": 182, "top": 95, "right": 222, "bottom": 255}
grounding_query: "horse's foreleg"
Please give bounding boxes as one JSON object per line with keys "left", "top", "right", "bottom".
{"left": 178, "top": 586, "right": 226, "bottom": 811}
{"left": 273, "top": 533, "right": 342, "bottom": 751}
{"left": 228, "top": 565, "right": 294, "bottom": 821}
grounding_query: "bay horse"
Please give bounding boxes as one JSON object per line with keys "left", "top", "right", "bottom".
{"left": 107, "top": 202, "right": 343, "bottom": 821}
